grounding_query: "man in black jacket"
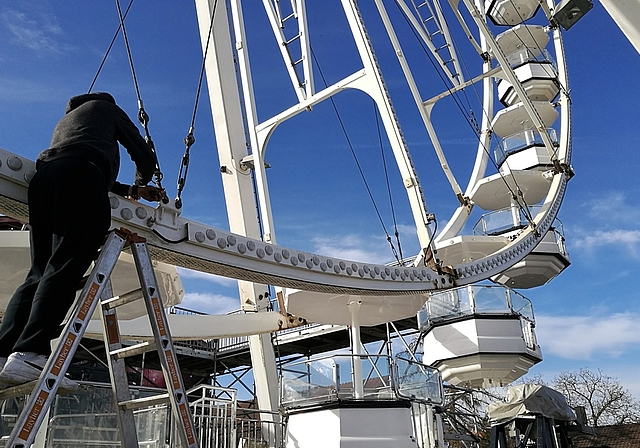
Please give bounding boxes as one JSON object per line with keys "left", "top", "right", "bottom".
{"left": 0, "top": 92, "right": 164, "bottom": 387}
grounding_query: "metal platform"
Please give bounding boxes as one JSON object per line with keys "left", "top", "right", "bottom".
{"left": 67, "top": 313, "right": 418, "bottom": 379}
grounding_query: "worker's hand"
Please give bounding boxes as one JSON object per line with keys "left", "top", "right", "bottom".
{"left": 138, "top": 185, "right": 165, "bottom": 202}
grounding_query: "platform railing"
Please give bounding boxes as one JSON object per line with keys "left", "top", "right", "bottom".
{"left": 494, "top": 127, "right": 558, "bottom": 167}
{"left": 472, "top": 207, "right": 528, "bottom": 236}
{"left": 393, "top": 355, "right": 444, "bottom": 405}
{"left": 418, "top": 285, "right": 535, "bottom": 332}
{"left": 280, "top": 353, "right": 442, "bottom": 408}
{"left": 0, "top": 381, "right": 287, "bottom": 448}
{"left": 504, "top": 47, "right": 557, "bottom": 68}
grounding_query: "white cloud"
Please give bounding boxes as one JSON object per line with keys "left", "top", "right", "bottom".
{"left": 568, "top": 191, "right": 640, "bottom": 255}
{"left": 1, "top": 9, "right": 71, "bottom": 55}
{"left": 584, "top": 192, "right": 640, "bottom": 224}
{"left": 176, "top": 267, "right": 237, "bottom": 287}
{"left": 571, "top": 229, "right": 640, "bottom": 254}
{"left": 311, "top": 234, "right": 398, "bottom": 264}
{"left": 180, "top": 292, "right": 240, "bottom": 315}
{"left": 536, "top": 312, "right": 640, "bottom": 360}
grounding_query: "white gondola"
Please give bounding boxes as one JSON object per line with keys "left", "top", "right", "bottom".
{"left": 419, "top": 285, "right": 542, "bottom": 388}
{"left": 495, "top": 25, "right": 559, "bottom": 107}
{"left": 486, "top": 0, "right": 541, "bottom": 26}
{"left": 491, "top": 224, "right": 570, "bottom": 288}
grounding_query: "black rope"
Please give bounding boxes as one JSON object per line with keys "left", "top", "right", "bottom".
{"left": 422, "top": 216, "right": 438, "bottom": 268}
{"left": 114, "top": 0, "right": 168, "bottom": 202}
{"left": 88, "top": 0, "right": 135, "bottom": 93}
{"left": 152, "top": 229, "right": 188, "bottom": 245}
{"left": 373, "top": 101, "right": 404, "bottom": 263}
{"left": 175, "top": 0, "right": 219, "bottom": 209}
{"left": 115, "top": 0, "right": 142, "bottom": 106}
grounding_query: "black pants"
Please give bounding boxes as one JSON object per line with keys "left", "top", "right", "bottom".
{"left": 0, "top": 158, "right": 111, "bottom": 356}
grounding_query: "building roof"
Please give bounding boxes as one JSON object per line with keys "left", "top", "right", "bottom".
{"left": 572, "top": 423, "right": 640, "bottom": 448}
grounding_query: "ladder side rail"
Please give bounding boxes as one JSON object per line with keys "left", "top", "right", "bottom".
{"left": 418, "top": 0, "right": 467, "bottom": 83}
{"left": 130, "top": 240, "right": 200, "bottom": 448}
{"left": 262, "top": 0, "right": 308, "bottom": 102}
{"left": 101, "top": 278, "right": 141, "bottom": 448}
{"left": 396, "top": 0, "right": 462, "bottom": 86}
{"left": 5, "top": 231, "right": 127, "bottom": 448}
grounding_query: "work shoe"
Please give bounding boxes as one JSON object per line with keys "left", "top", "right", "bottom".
{"left": 0, "top": 352, "right": 78, "bottom": 390}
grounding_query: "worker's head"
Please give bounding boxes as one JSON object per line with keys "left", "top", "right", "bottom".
{"left": 66, "top": 92, "right": 116, "bottom": 113}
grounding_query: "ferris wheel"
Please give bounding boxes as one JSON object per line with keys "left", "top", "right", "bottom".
{"left": 189, "top": 0, "right": 578, "bottom": 322}
{"left": 0, "top": 0, "right": 578, "bottom": 313}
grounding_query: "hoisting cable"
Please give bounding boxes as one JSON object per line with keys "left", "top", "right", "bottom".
{"left": 114, "top": 0, "right": 169, "bottom": 203}
{"left": 311, "top": 47, "right": 402, "bottom": 264}
{"left": 175, "top": 0, "right": 220, "bottom": 209}
{"left": 87, "top": 0, "right": 134, "bottom": 93}
{"left": 373, "top": 101, "right": 404, "bottom": 263}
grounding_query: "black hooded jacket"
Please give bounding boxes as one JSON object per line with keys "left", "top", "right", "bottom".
{"left": 37, "top": 92, "right": 158, "bottom": 196}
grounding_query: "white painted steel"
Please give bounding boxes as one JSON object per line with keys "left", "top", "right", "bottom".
{"left": 195, "top": 0, "right": 280, "bottom": 423}
{"left": 469, "top": 169, "right": 551, "bottom": 211}
{"left": 286, "top": 407, "right": 417, "bottom": 448}
{"left": 0, "top": 144, "right": 564, "bottom": 290}
{"left": 83, "top": 308, "right": 301, "bottom": 340}
{"left": 287, "top": 290, "right": 428, "bottom": 326}
{"left": 498, "top": 63, "right": 559, "bottom": 106}
{"left": 433, "top": 0, "right": 572, "bottom": 285}
{"left": 490, "top": 101, "right": 558, "bottom": 138}
{"left": 375, "top": 0, "right": 465, "bottom": 202}
{"left": 600, "top": 0, "right": 640, "bottom": 55}
{"left": 495, "top": 24, "right": 550, "bottom": 56}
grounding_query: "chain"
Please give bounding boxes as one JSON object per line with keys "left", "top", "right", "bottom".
{"left": 174, "top": 0, "right": 219, "bottom": 209}
{"left": 114, "top": 0, "right": 168, "bottom": 203}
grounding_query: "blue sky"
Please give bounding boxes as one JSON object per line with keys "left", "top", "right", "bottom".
{"left": 1, "top": 1, "right": 640, "bottom": 397}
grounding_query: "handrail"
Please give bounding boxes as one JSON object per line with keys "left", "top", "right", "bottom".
{"left": 280, "top": 353, "right": 442, "bottom": 407}
{"left": 417, "top": 285, "right": 535, "bottom": 331}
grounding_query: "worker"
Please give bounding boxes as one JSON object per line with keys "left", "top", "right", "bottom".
{"left": 0, "top": 92, "right": 164, "bottom": 387}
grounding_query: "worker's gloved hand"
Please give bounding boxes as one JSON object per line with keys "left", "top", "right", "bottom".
{"left": 138, "top": 185, "right": 165, "bottom": 202}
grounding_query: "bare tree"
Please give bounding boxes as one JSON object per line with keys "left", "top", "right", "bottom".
{"left": 551, "top": 368, "right": 640, "bottom": 427}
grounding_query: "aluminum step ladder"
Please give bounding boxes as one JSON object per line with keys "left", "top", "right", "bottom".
{"left": 2, "top": 228, "right": 199, "bottom": 448}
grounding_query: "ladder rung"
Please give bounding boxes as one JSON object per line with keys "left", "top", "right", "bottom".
{"left": 119, "top": 393, "right": 170, "bottom": 411}
{"left": 0, "top": 380, "right": 37, "bottom": 400}
{"left": 284, "top": 33, "right": 301, "bottom": 46}
{"left": 0, "top": 380, "right": 79, "bottom": 401}
{"left": 281, "top": 12, "right": 296, "bottom": 23}
{"left": 101, "top": 289, "right": 143, "bottom": 310}
{"left": 110, "top": 341, "right": 157, "bottom": 360}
